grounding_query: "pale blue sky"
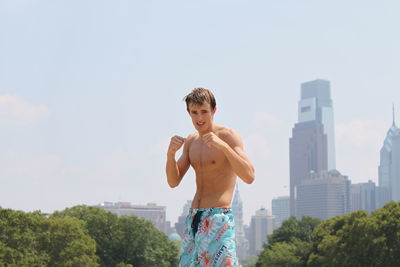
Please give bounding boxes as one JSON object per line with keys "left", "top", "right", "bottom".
{"left": 1, "top": 0, "right": 399, "bottom": 224}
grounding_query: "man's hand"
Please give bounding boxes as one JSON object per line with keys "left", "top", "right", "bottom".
{"left": 168, "top": 136, "right": 186, "bottom": 156}
{"left": 202, "top": 132, "right": 227, "bottom": 150}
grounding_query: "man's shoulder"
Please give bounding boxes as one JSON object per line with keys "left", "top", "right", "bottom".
{"left": 217, "top": 126, "right": 240, "bottom": 139}
{"left": 186, "top": 133, "right": 198, "bottom": 144}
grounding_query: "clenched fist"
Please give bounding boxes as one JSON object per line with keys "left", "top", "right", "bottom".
{"left": 168, "top": 135, "right": 186, "bottom": 156}
{"left": 202, "top": 132, "right": 226, "bottom": 150}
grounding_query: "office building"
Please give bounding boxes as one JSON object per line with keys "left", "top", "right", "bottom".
{"left": 97, "top": 202, "right": 167, "bottom": 233}
{"left": 350, "top": 180, "right": 376, "bottom": 213}
{"left": 296, "top": 170, "right": 351, "bottom": 220}
{"left": 248, "top": 208, "right": 275, "bottom": 256}
{"left": 290, "top": 79, "right": 335, "bottom": 216}
{"left": 378, "top": 106, "right": 400, "bottom": 206}
{"left": 271, "top": 196, "right": 290, "bottom": 228}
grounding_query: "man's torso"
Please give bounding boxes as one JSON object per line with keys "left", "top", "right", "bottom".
{"left": 187, "top": 126, "right": 237, "bottom": 209}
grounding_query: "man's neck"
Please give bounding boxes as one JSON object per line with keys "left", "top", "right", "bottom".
{"left": 198, "top": 123, "right": 217, "bottom": 136}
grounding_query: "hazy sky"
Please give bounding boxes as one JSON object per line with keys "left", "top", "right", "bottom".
{"left": 1, "top": 0, "right": 399, "bottom": 225}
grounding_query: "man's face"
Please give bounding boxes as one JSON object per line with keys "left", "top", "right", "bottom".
{"left": 188, "top": 102, "right": 216, "bottom": 134}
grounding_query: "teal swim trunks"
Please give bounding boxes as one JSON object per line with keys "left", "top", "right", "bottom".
{"left": 179, "top": 207, "right": 237, "bottom": 266}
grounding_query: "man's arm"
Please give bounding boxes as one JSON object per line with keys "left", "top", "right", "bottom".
{"left": 166, "top": 135, "right": 191, "bottom": 188}
{"left": 202, "top": 130, "right": 255, "bottom": 184}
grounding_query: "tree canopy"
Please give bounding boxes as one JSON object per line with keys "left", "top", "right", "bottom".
{"left": 0, "top": 205, "right": 179, "bottom": 267}
{"left": 257, "top": 202, "right": 400, "bottom": 267}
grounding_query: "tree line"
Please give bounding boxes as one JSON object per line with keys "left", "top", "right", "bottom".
{"left": 256, "top": 202, "right": 400, "bottom": 267}
{"left": 0, "top": 205, "right": 179, "bottom": 267}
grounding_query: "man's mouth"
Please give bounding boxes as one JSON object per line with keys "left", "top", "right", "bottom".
{"left": 197, "top": 122, "right": 205, "bottom": 126}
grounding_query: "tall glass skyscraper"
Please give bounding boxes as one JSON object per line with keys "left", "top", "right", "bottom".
{"left": 289, "top": 79, "right": 335, "bottom": 216}
{"left": 378, "top": 106, "right": 400, "bottom": 206}
{"left": 299, "top": 79, "right": 336, "bottom": 170}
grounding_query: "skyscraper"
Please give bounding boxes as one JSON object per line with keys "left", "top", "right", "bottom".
{"left": 289, "top": 79, "right": 335, "bottom": 216}
{"left": 378, "top": 106, "right": 400, "bottom": 207}
{"left": 232, "top": 184, "right": 249, "bottom": 263}
{"left": 299, "top": 79, "right": 336, "bottom": 170}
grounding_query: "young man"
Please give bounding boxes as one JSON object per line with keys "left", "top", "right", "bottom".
{"left": 166, "top": 88, "right": 255, "bottom": 266}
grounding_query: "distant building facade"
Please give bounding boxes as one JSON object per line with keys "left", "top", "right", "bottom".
{"left": 290, "top": 79, "right": 335, "bottom": 216}
{"left": 232, "top": 184, "right": 249, "bottom": 263}
{"left": 248, "top": 208, "right": 275, "bottom": 256}
{"left": 271, "top": 196, "right": 290, "bottom": 229}
{"left": 97, "top": 202, "right": 167, "bottom": 233}
{"left": 351, "top": 180, "right": 376, "bottom": 213}
{"left": 296, "top": 170, "right": 351, "bottom": 220}
{"left": 175, "top": 200, "right": 192, "bottom": 238}
{"left": 378, "top": 107, "right": 400, "bottom": 207}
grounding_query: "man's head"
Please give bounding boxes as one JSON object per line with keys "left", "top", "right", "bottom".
{"left": 184, "top": 88, "right": 217, "bottom": 134}
{"left": 184, "top": 88, "right": 216, "bottom": 112}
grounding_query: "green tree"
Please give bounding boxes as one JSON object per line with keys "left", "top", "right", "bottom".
{"left": 53, "top": 205, "right": 179, "bottom": 267}
{"left": 113, "top": 215, "right": 178, "bottom": 267}
{"left": 308, "top": 203, "right": 400, "bottom": 267}
{"left": 39, "top": 216, "right": 99, "bottom": 266}
{"left": 307, "top": 210, "right": 375, "bottom": 267}
{"left": 0, "top": 208, "right": 98, "bottom": 267}
{"left": 257, "top": 216, "right": 320, "bottom": 267}
{"left": 268, "top": 216, "right": 321, "bottom": 246}
{"left": 52, "top": 206, "right": 118, "bottom": 267}
{"left": 371, "top": 202, "right": 400, "bottom": 267}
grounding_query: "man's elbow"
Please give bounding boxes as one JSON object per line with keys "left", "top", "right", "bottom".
{"left": 245, "top": 174, "right": 255, "bottom": 184}
{"left": 241, "top": 171, "right": 255, "bottom": 184}
{"left": 246, "top": 168, "right": 255, "bottom": 184}
{"left": 168, "top": 181, "right": 179, "bottom": 188}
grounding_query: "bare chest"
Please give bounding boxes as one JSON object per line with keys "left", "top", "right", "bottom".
{"left": 188, "top": 140, "right": 227, "bottom": 170}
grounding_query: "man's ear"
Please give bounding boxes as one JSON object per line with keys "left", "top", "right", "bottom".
{"left": 213, "top": 106, "right": 217, "bottom": 113}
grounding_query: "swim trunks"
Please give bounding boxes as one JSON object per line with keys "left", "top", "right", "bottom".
{"left": 179, "top": 207, "right": 237, "bottom": 267}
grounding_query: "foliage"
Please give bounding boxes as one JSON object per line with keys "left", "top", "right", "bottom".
{"left": 308, "top": 202, "right": 400, "bottom": 267}
{"left": 53, "top": 205, "right": 179, "bottom": 267}
{"left": 0, "top": 208, "right": 98, "bottom": 267}
{"left": 257, "top": 216, "right": 320, "bottom": 267}
{"left": 257, "top": 202, "right": 400, "bottom": 267}
{"left": 243, "top": 255, "right": 258, "bottom": 267}
{"left": 1, "top": 205, "right": 179, "bottom": 267}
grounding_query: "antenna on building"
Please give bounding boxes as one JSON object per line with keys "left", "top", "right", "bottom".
{"left": 393, "top": 103, "right": 396, "bottom": 126}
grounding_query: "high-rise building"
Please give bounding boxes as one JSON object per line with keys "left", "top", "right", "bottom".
{"left": 299, "top": 79, "right": 336, "bottom": 170}
{"left": 96, "top": 202, "right": 167, "bottom": 233}
{"left": 290, "top": 79, "right": 335, "bottom": 216}
{"left": 296, "top": 170, "right": 351, "bottom": 220}
{"left": 378, "top": 106, "right": 400, "bottom": 207}
{"left": 248, "top": 208, "right": 275, "bottom": 256}
{"left": 350, "top": 180, "right": 376, "bottom": 213}
{"left": 271, "top": 196, "right": 290, "bottom": 229}
{"left": 290, "top": 120, "right": 328, "bottom": 216}
{"left": 232, "top": 184, "right": 249, "bottom": 263}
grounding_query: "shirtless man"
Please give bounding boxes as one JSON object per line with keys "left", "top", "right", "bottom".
{"left": 166, "top": 88, "right": 255, "bottom": 266}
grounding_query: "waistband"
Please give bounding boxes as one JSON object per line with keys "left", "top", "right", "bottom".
{"left": 189, "top": 207, "right": 232, "bottom": 215}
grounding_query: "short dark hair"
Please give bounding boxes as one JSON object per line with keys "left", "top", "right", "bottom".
{"left": 183, "top": 88, "right": 216, "bottom": 111}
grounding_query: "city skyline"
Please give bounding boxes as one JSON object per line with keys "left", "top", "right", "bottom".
{"left": 1, "top": 1, "right": 400, "bottom": 225}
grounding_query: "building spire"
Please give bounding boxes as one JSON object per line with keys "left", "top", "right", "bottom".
{"left": 393, "top": 103, "right": 396, "bottom": 126}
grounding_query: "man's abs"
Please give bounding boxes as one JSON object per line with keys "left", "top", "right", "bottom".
{"left": 191, "top": 172, "right": 237, "bottom": 209}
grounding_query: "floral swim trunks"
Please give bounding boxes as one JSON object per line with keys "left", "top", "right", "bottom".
{"left": 179, "top": 207, "right": 237, "bottom": 267}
